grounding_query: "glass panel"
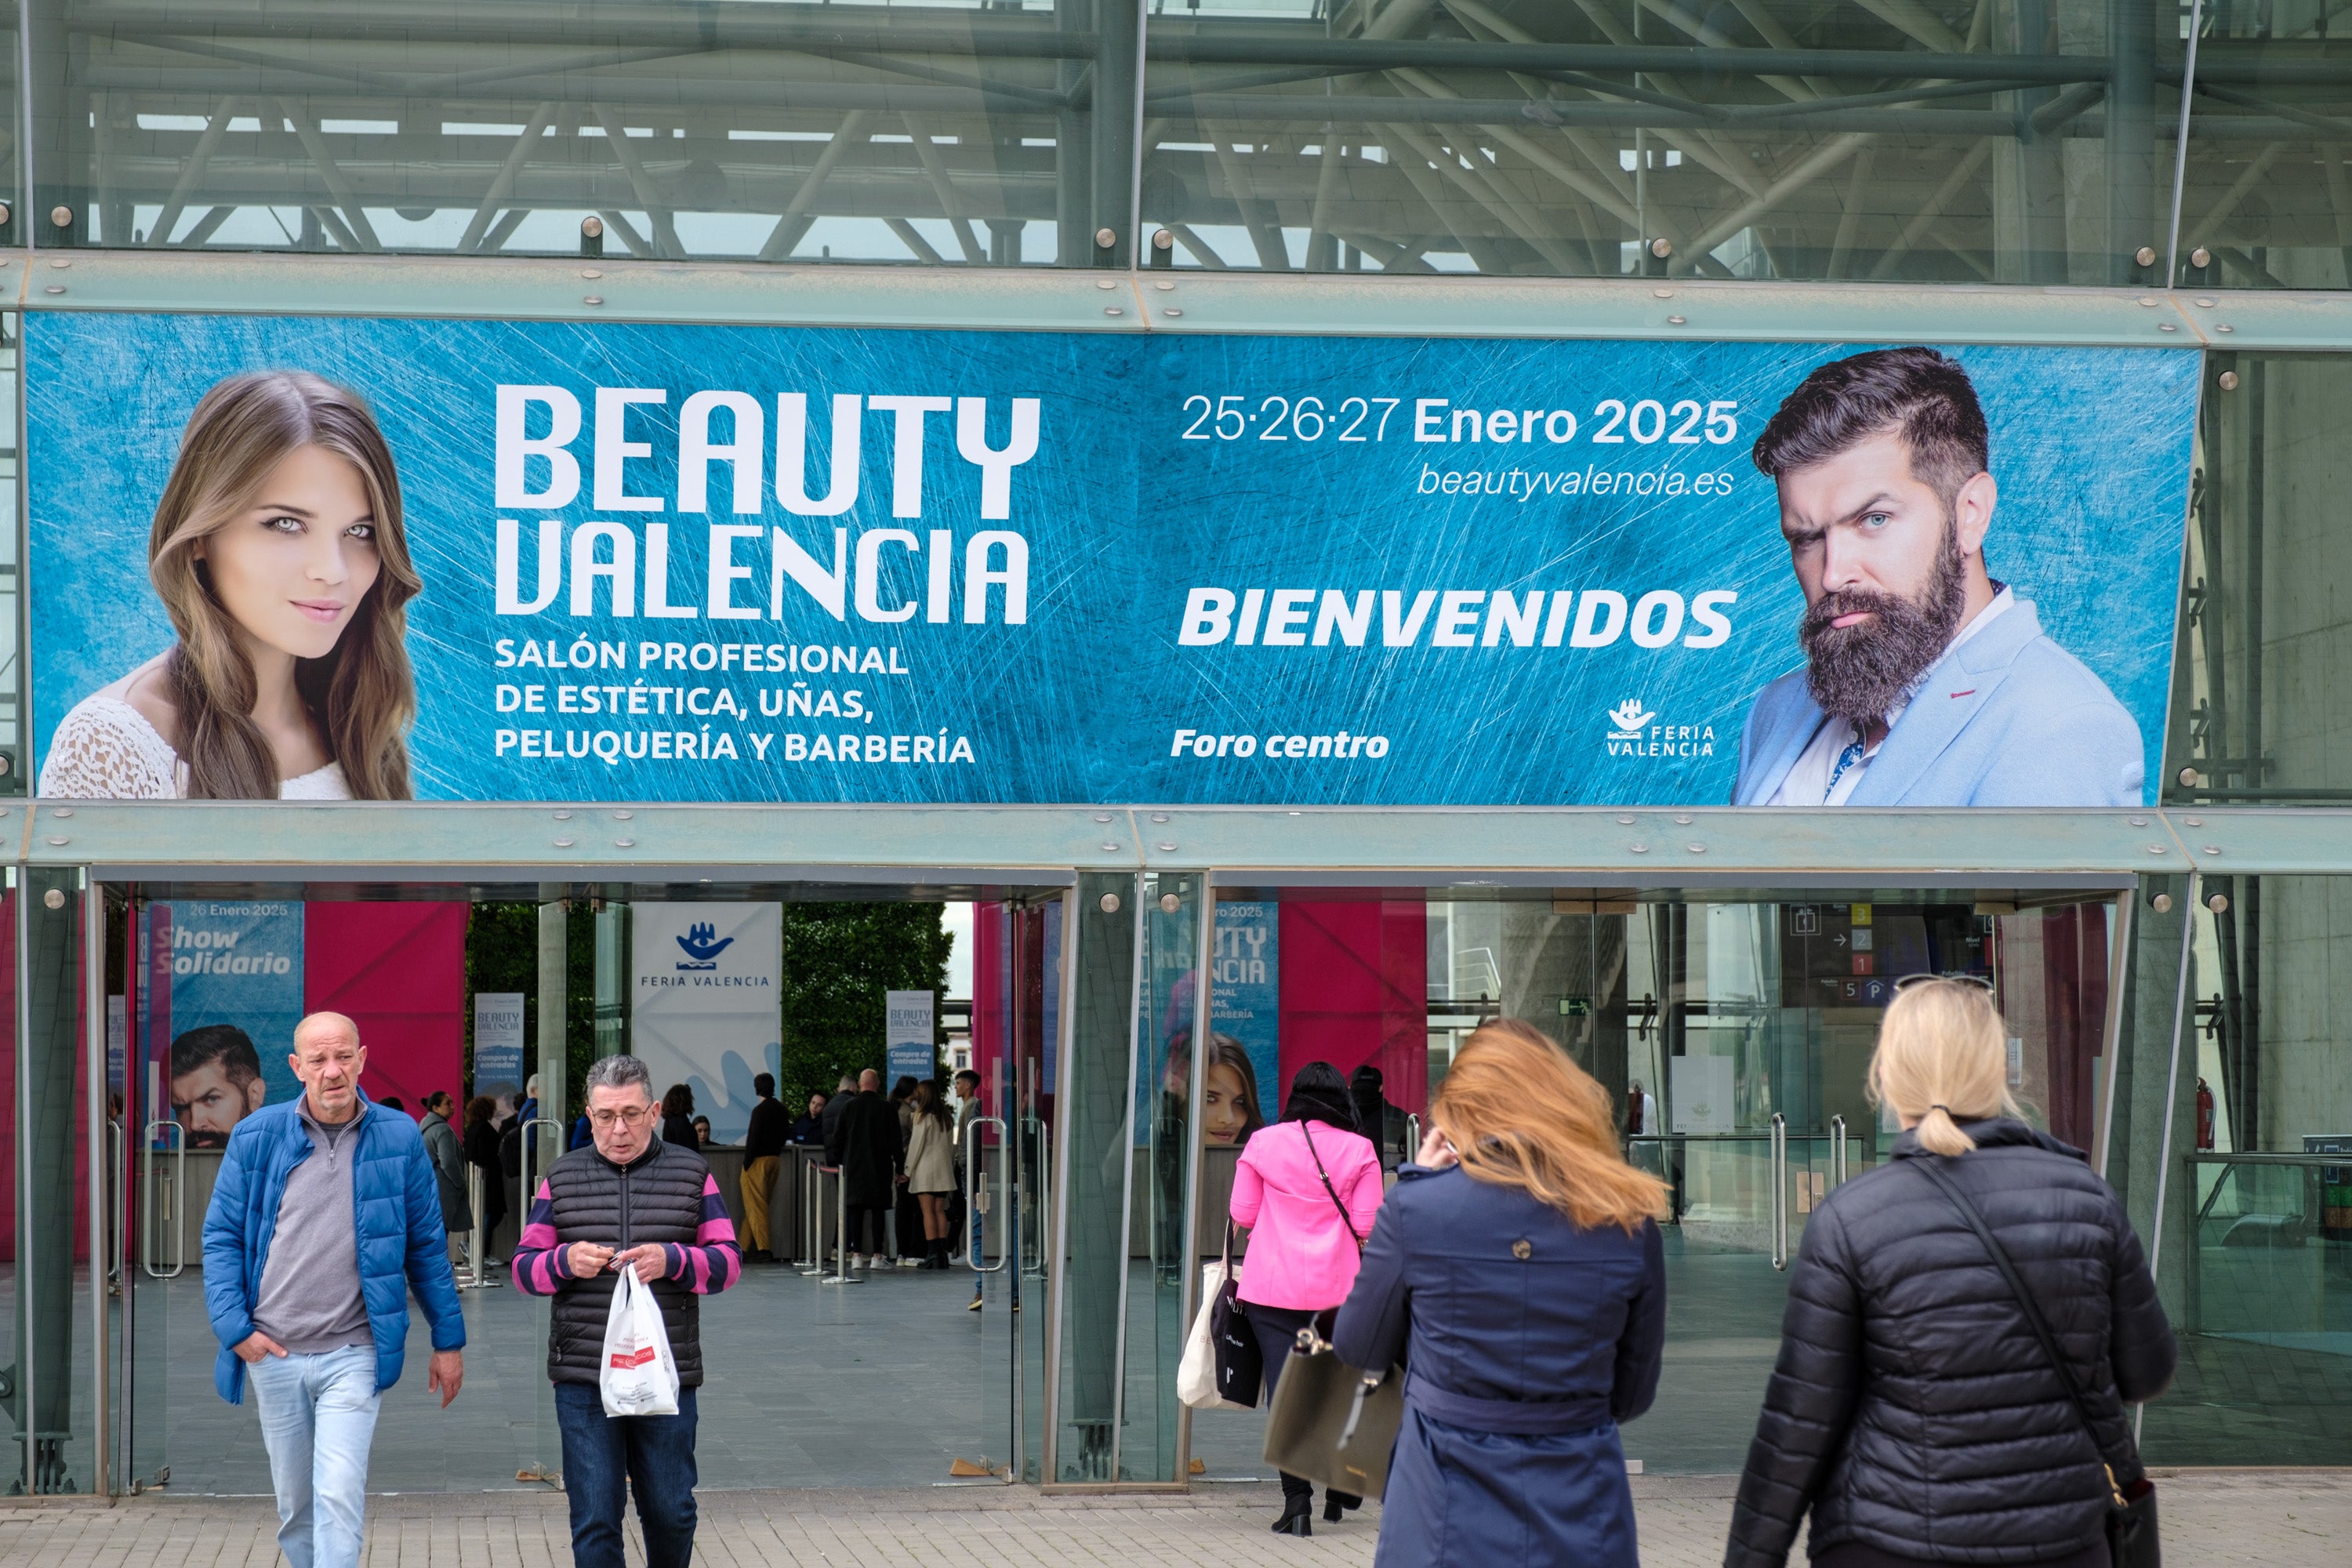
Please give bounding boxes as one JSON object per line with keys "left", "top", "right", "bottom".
{"left": 1121, "top": 871, "right": 1199, "bottom": 1483}
{"left": 2174, "top": 16, "right": 2352, "bottom": 289}
{"left": 12, "top": 869, "right": 91, "bottom": 1494}
{"left": 2171, "top": 353, "right": 2352, "bottom": 805}
{"left": 1051, "top": 870, "right": 1135, "bottom": 1482}
{"left": 1139, "top": 0, "right": 2175, "bottom": 283}
{"left": 1014, "top": 898, "right": 1060, "bottom": 1484}
{"left": 2144, "top": 874, "right": 2352, "bottom": 1465}
{"left": 50, "top": 0, "right": 1134, "bottom": 265}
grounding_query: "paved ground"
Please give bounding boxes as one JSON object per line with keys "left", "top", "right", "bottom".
{"left": 0, "top": 1470, "right": 2345, "bottom": 1568}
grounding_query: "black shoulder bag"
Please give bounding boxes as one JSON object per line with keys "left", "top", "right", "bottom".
{"left": 1911, "top": 1158, "right": 2158, "bottom": 1568}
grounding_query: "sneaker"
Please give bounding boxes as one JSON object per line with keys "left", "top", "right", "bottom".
{"left": 848, "top": 1253, "right": 866, "bottom": 1270}
{"left": 966, "top": 1294, "right": 983, "bottom": 1312}
{"left": 899, "top": 1255, "right": 920, "bottom": 1268}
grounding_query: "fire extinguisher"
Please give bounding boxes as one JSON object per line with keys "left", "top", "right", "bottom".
{"left": 2195, "top": 1077, "right": 2216, "bottom": 1151}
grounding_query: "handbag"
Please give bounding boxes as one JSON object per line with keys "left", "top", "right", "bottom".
{"left": 1181, "top": 1221, "right": 1259, "bottom": 1410}
{"left": 1207, "top": 1218, "right": 1265, "bottom": 1408}
{"left": 1258, "top": 1120, "right": 1403, "bottom": 1498}
{"left": 1911, "top": 1158, "right": 2158, "bottom": 1568}
{"left": 1261, "top": 1315, "right": 1405, "bottom": 1501}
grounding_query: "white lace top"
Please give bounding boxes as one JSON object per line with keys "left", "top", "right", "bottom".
{"left": 39, "top": 695, "right": 351, "bottom": 800}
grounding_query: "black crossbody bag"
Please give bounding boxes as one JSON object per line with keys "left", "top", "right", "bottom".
{"left": 1911, "top": 1159, "right": 2158, "bottom": 1568}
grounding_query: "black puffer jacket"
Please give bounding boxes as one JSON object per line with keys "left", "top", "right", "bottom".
{"left": 1726, "top": 1119, "right": 2174, "bottom": 1568}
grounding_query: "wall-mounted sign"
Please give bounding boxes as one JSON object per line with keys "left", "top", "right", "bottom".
{"left": 630, "top": 902, "right": 782, "bottom": 1144}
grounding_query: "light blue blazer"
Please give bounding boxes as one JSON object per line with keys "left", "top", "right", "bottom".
{"left": 1731, "top": 598, "right": 2146, "bottom": 808}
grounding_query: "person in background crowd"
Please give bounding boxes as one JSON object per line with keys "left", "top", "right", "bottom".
{"left": 462, "top": 1096, "right": 506, "bottom": 1265}
{"left": 739, "top": 1072, "right": 789, "bottom": 1264}
{"left": 1231, "top": 1061, "right": 1381, "bottom": 1537}
{"left": 1349, "top": 1064, "right": 1406, "bottom": 1170}
{"left": 511, "top": 1053, "right": 740, "bottom": 1568}
{"left": 904, "top": 1080, "right": 958, "bottom": 1269}
{"left": 377, "top": 1096, "right": 407, "bottom": 1116}
{"left": 1335, "top": 1021, "right": 1667, "bottom": 1566}
{"left": 954, "top": 1068, "right": 987, "bottom": 1307}
{"left": 570, "top": 1109, "right": 593, "bottom": 1150}
{"left": 1725, "top": 978, "right": 2176, "bottom": 1568}
{"left": 792, "top": 1092, "right": 829, "bottom": 1145}
{"left": 818, "top": 1074, "right": 857, "bottom": 1145}
{"left": 201, "top": 1012, "right": 463, "bottom": 1568}
{"left": 691, "top": 1116, "right": 712, "bottom": 1148}
{"left": 171, "top": 1023, "right": 270, "bottom": 1148}
{"left": 659, "top": 1083, "right": 696, "bottom": 1149}
{"left": 891, "top": 1076, "right": 924, "bottom": 1265}
{"left": 826, "top": 1069, "right": 899, "bottom": 1271}
{"left": 419, "top": 1091, "right": 470, "bottom": 1256}
{"left": 1202, "top": 1034, "right": 1266, "bottom": 1146}
{"left": 1628, "top": 1080, "right": 1657, "bottom": 1138}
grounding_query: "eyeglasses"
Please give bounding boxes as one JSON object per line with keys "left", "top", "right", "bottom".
{"left": 1891, "top": 972, "right": 1996, "bottom": 994}
{"left": 589, "top": 1105, "right": 653, "bottom": 1127}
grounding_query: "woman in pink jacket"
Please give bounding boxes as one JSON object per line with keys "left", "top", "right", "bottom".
{"left": 1232, "top": 1060, "right": 1385, "bottom": 1537}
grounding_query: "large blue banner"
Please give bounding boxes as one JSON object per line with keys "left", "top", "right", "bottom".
{"left": 27, "top": 315, "right": 2195, "bottom": 808}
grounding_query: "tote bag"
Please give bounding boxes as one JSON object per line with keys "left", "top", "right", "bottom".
{"left": 1181, "top": 1221, "right": 1258, "bottom": 1410}
{"left": 600, "top": 1265, "right": 681, "bottom": 1418}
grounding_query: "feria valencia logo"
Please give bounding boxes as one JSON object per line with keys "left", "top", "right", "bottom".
{"left": 1606, "top": 699, "right": 1717, "bottom": 759}
{"left": 675, "top": 921, "right": 735, "bottom": 972}
{"left": 1607, "top": 699, "right": 1654, "bottom": 739}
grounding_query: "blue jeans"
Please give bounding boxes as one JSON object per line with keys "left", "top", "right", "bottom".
{"left": 246, "top": 1345, "right": 382, "bottom": 1568}
{"left": 554, "top": 1381, "right": 699, "bottom": 1568}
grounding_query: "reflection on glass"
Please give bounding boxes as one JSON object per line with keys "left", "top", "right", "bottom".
{"left": 1140, "top": 0, "right": 2174, "bottom": 283}
{"left": 49, "top": 1, "right": 1130, "bottom": 264}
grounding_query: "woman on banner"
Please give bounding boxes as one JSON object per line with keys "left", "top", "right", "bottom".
{"left": 40, "top": 370, "right": 423, "bottom": 800}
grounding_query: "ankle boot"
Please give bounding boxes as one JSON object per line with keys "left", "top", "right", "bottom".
{"left": 933, "top": 1240, "right": 953, "bottom": 1269}
{"left": 1272, "top": 1493, "right": 1312, "bottom": 1537}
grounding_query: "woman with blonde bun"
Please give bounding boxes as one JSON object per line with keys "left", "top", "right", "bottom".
{"left": 1726, "top": 978, "right": 2176, "bottom": 1568}
{"left": 1331, "top": 1019, "right": 1668, "bottom": 1565}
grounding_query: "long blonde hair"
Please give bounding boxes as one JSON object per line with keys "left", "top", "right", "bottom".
{"left": 1867, "top": 980, "right": 2022, "bottom": 1156}
{"left": 1432, "top": 1019, "right": 1667, "bottom": 1232}
{"left": 150, "top": 371, "right": 421, "bottom": 799}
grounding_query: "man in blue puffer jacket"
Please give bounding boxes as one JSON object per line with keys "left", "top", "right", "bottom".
{"left": 203, "top": 1011, "right": 466, "bottom": 1568}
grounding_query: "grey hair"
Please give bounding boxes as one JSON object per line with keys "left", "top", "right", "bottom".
{"left": 583, "top": 1054, "right": 654, "bottom": 1098}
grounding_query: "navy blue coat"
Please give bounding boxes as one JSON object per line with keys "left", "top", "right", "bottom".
{"left": 1333, "top": 1163, "right": 1666, "bottom": 1566}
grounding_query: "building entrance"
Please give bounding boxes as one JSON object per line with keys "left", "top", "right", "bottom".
{"left": 85, "top": 875, "right": 1065, "bottom": 1497}
{"left": 3, "top": 858, "right": 2144, "bottom": 1497}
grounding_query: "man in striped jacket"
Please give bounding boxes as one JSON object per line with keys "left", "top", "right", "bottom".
{"left": 513, "top": 1054, "right": 740, "bottom": 1568}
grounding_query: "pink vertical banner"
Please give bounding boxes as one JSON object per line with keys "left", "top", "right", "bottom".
{"left": 303, "top": 902, "right": 467, "bottom": 1112}
{"left": 1277, "top": 895, "right": 1428, "bottom": 1115}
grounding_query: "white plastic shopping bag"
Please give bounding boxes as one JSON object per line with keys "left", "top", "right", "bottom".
{"left": 600, "top": 1264, "right": 681, "bottom": 1417}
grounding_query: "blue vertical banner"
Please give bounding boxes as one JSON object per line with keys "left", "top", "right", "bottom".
{"left": 1208, "top": 902, "right": 1279, "bottom": 1145}
{"left": 156, "top": 901, "right": 305, "bottom": 1147}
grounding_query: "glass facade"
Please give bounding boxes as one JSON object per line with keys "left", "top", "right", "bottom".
{"left": 0, "top": 0, "right": 2315, "bottom": 281}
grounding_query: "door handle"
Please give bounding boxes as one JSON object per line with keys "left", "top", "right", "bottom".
{"left": 965, "top": 1116, "right": 1009, "bottom": 1272}
{"left": 142, "top": 1120, "right": 186, "bottom": 1279}
{"left": 1829, "top": 1114, "right": 1848, "bottom": 1189}
{"left": 1769, "top": 1112, "right": 1789, "bottom": 1272}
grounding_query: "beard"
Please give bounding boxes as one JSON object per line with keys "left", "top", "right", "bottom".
{"left": 1798, "top": 520, "right": 1968, "bottom": 728}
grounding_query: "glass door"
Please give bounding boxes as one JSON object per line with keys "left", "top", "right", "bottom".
{"left": 1618, "top": 895, "right": 2114, "bottom": 1471}
{"left": 118, "top": 889, "right": 172, "bottom": 1494}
